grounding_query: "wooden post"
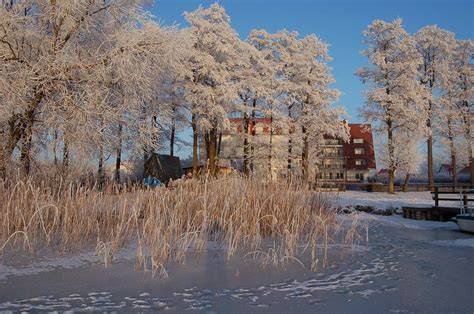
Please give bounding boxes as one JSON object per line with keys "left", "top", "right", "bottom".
{"left": 434, "top": 186, "right": 439, "bottom": 207}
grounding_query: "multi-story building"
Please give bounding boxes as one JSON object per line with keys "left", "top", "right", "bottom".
{"left": 219, "top": 117, "right": 288, "bottom": 178}
{"left": 344, "top": 124, "right": 376, "bottom": 182}
{"left": 219, "top": 118, "right": 376, "bottom": 183}
{"left": 316, "top": 137, "right": 346, "bottom": 183}
{"left": 316, "top": 124, "right": 376, "bottom": 183}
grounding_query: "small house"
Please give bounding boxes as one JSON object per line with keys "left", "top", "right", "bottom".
{"left": 144, "top": 153, "right": 182, "bottom": 183}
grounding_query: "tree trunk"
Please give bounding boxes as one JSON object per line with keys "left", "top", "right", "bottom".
{"left": 115, "top": 123, "right": 122, "bottom": 184}
{"left": 62, "top": 137, "right": 69, "bottom": 170}
{"left": 427, "top": 134, "right": 434, "bottom": 191}
{"left": 1, "top": 92, "right": 42, "bottom": 179}
{"left": 427, "top": 101, "right": 435, "bottom": 191}
{"left": 387, "top": 121, "right": 395, "bottom": 194}
{"left": 98, "top": 146, "right": 105, "bottom": 190}
{"left": 447, "top": 118, "right": 457, "bottom": 187}
{"left": 470, "top": 155, "right": 474, "bottom": 188}
{"left": 302, "top": 90, "right": 311, "bottom": 185}
{"left": 288, "top": 138, "right": 292, "bottom": 172}
{"left": 206, "top": 128, "right": 218, "bottom": 176}
{"left": 388, "top": 168, "right": 395, "bottom": 194}
{"left": 250, "top": 99, "right": 257, "bottom": 173}
{"left": 302, "top": 125, "right": 309, "bottom": 183}
{"left": 402, "top": 173, "right": 410, "bottom": 192}
{"left": 143, "top": 114, "right": 154, "bottom": 163}
{"left": 462, "top": 100, "right": 474, "bottom": 186}
{"left": 217, "top": 132, "right": 222, "bottom": 157}
{"left": 53, "top": 130, "right": 59, "bottom": 166}
{"left": 192, "top": 113, "right": 198, "bottom": 177}
{"left": 19, "top": 105, "right": 37, "bottom": 178}
{"left": 243, "top": 102, "right": 250, "bottom": 176}
{"left": 451, "top": 150, "right": 457, "bottom": 187}
{"left": 0, "top": 115, "right": 23, "bottom": 179}
{"left": 287, "top": 105, "right": 293, "bottom": 176}
{"left": 170, "top": 105, "right": 176, "bottom": 157}
{"left": 269, "top": 112, "right": 273, "bottom": 180}
{"left": 20, "top": 119, "right": 33, "bottom": 178}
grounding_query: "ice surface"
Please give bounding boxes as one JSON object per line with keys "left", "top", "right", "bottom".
{"left": 429, "top": 238, "right": 474, "bottom": 248}
{"left": 0, "top": 193, "right": 473, "bottom": 312}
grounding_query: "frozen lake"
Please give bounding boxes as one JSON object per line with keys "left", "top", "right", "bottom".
{"left": 0, "top": 213, "right": 473, "bottom": 313}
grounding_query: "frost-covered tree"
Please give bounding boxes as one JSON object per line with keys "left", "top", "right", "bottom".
{"left": 245, "top": 29, "right": 348, "bottom": 181}
{"left": 414, "top": 25, "right": 456, "bottom": 190}
{"left": 379, "top": 131, "right": 423, "bottom": 192}
{"left": 227, "top": 35, "right": 274, "bottom": 176}
{"left": 437, "top": 94, "right": 463, "bottom": 186}
{"left": 183, "top": 3, "right": 246, "bottom": 176}
{"left": 273, "top": 30, "right": 305, "bottom": 174}
{"left": 287, "top": 34, "right": 347, "bottom": 182}
{"left": 247, "top": 29, "right": 286, "bottom": 178}
{"left": 435, "top": 45, "right": 464, "bottom": 186}
{"left": 357, "top": 18, "right": 428, "bottom": 194}
{"left": 0, "top": 0, "right": 184, "bottom": 179}
{"left": 452, "top": 40, "right": 474, "bottom": 185}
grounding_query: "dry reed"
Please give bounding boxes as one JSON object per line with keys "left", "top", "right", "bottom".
{"left": 0, "top": 175, "right": 361, "bottom": 276}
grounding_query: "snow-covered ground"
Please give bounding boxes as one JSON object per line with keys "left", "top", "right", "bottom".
{"left": 335, "top": 190, "right": 460, "bottom": 209}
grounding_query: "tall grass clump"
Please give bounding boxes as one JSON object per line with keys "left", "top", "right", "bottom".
{"left": 0, "top": 175, "right": 360, "bottom": 276}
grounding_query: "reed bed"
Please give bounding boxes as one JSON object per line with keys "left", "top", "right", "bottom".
{"left": 0, "top": 176, "right": 361, "bottom": 276}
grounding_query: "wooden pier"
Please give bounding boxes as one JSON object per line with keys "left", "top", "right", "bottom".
{"left": 402, "top": 187, "right": 474, "bottom": 222}
{"left": 402, "top": 206, "right": 461, "bottom": 222}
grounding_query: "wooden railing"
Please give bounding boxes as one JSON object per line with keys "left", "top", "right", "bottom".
{"left": 431, "top": 187, "right": 474, "bottom": 209}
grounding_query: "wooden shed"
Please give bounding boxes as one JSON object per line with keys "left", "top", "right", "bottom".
{"left": 143, "top": 153, "right": 182, "bottom": 183}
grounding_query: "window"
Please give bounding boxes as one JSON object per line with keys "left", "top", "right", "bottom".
{"left": 325, "top": 139, "right": 343, "bottom": 145}
{"left": 353, "top": 138, "right": 364, "bottom": 144}
{"left": 355, "top": 159, "right": 366, "bottom": 166}
{"left": 354, "top": 148, "right": 365, "bottom": 155}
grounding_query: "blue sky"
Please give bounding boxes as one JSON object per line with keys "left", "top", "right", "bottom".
{"left": 149, "top": 0, "right": 473, "bottom": 158}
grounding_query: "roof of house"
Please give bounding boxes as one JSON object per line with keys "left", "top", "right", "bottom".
{"left": 459, "top": 166, "right": 470, "bottom": 175}
{"left": 438, "top": 164, "right": 453, "bottom": 173}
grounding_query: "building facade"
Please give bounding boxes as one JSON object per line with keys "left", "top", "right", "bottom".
{"left": 315, "top": 124, "right": 376, "bottom": 184}
{"left": 344, "top": 124, "right": 377, "bottom": 182}
{"left": 219, "top": 118, "right": 376, "bottom": 182}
